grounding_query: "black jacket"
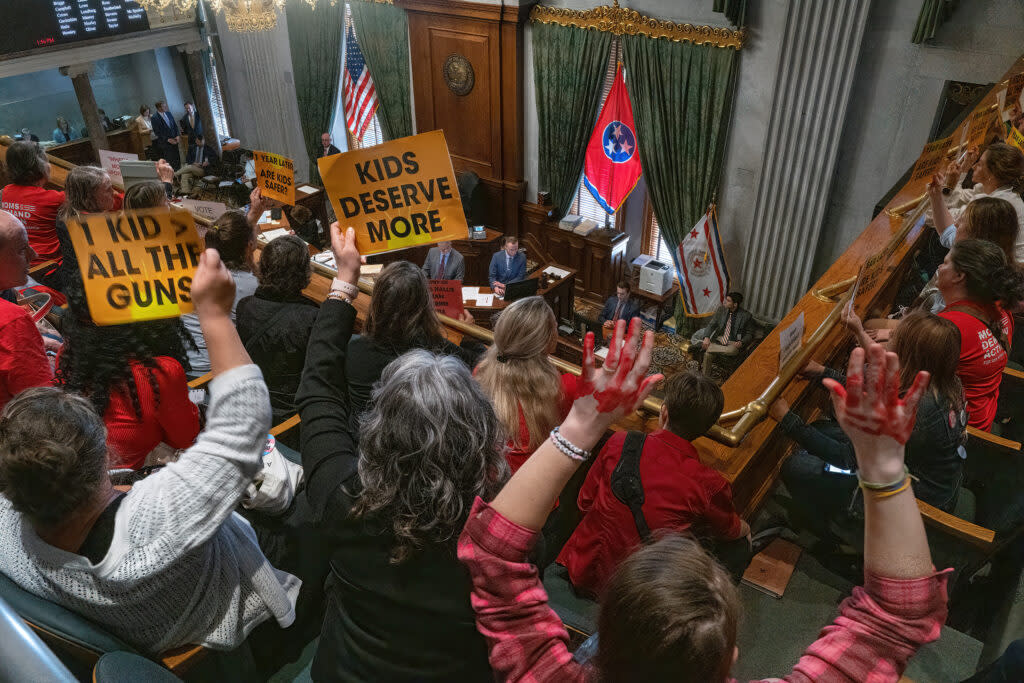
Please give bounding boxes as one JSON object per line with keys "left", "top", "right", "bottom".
{"left": 295, "top": 299, "right": 492, "bottom": 682}
{"left": 345, "top": 333, "right": 480, "bottom": 429}
{"left": 780, "top": 368, "right": 965, "bottom": 510}
{"left": 237, "top": 289, "right": 319, "bottom": 424}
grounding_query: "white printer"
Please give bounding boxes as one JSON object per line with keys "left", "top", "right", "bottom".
{"left": 639, "top": 259, "right": 673, "bottom": 296}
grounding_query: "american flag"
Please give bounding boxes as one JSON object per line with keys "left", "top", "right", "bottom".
{"left": 342, "top": 24, "right": 378, "bottom": 141}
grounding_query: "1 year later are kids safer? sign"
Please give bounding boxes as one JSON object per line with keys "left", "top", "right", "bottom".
{"left": 255, "top": 151, "right": 295, "bottom": 205}
{"left": 66, "top": 207, "right": 203, "bottom": 326}
{"left": 318, "top": 129, "right": 469, "bottom": 255}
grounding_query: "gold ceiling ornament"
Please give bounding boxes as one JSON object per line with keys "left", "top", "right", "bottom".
{"left": 136, "top": 0, "right": 179, "bottom": 11}
{"left": 529, "top": 3, "right": 746, "bottom": 50}
{"left": 206, "top": 0, "right": 285, "bottom": 31}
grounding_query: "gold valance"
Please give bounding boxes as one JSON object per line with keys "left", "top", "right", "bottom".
{"left": 530, "top": 3, "right": 746, "bottom": 50}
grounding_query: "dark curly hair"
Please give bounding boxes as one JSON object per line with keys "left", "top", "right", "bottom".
{"left": 55, "top": 312, "right": 195, "bottom": 419}
{"left": 0, "top": 387, "right": 108, "bottom": 528}
{"left": 256, "top": 235, "right": 311, "bottom": 298}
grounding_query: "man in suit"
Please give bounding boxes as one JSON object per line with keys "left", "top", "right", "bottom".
{"left": 179, "top": 102, "right": 203, "bottom": 141}
{"left": 320, "top": 133, "right": 341, "bottom": 158}
{"left": 422, "top": 241, "right": 465, "bottom": 281}
{"left": 176, "top": 134, "right": 219, "bottom": 194}
{"left": 151, "top": 101, "right": 181, "bottom": 170}
{"left": 690, "top": 291, "right": 754, "bottom": 374}
{"left": 598, "top": 281, "right": 642, "bottom": 330}
{"left": 488, "top": 236, "right": 526, "bottom": 296}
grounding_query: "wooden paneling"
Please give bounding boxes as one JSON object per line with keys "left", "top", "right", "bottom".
{"left": 521, "top": 201, "right": 628, "bottom": 302}
{"left": 399, "top": 0, "right": 533, "bottom": 234}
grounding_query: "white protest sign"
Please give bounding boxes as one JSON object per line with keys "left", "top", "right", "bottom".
{"left": 779, "top": 311, "right": 805, "bottom": 369}
{"left": 98, "top": 149, "right": 140, "bottom": 185}
{"left": 180, "top": 198, "right": 228, "bottom": 222}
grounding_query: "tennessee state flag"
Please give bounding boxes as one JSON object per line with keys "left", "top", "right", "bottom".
{"left": 583, "top": 65, "right": 642, "bottom": 214}
{"left": 676, "top": 207, "right": 730, "bottom": 317}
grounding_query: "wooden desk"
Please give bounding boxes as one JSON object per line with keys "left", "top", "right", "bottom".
{"left": 367, "top": 227, "right": 504, "bottom": 286}
{"left": 633, "top": 283, "right": 679, "bottom": 330}
{"left": 520, "top": 202, "right": 629, "bottom": 302}
{"left": 463, "top": 266, "right": 576, "bottom": 325}
{"left": 46, "top": 129, "right": 139, "bottom": 166}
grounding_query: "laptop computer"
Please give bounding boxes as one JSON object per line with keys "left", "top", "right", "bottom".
{"left": 503, "top": 278, "right": 539, "bottom": 303}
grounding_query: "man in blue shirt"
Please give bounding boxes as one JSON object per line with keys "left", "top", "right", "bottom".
{"left": 488, "top": 236, "right": 526, "bottom": 296}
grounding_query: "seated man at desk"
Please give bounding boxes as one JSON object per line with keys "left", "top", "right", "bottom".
{"left": 690, "top": 291, "right": 753, "bottom": 374}
{"left": 422, "top": 241, "right": 465, "bottom": 281}
{"left": 176, "top": 134, "right": 219, "bottom": 195}
{"left": 488, "top": 235, "right": 526, "bottom": 296}
{"left": 598, "top": 281, "right": 642, "bottom": 330}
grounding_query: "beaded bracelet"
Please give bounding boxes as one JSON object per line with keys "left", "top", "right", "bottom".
{"left": 857, "top": 465, "right": 910, "bottom": 493}
{"left": 550, "top": 426, "right": 591, "bottom": 462}
{"left": 326, "top": 291, "right": 353, "bottom": 305}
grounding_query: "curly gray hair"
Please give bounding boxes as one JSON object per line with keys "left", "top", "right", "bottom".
{"left": 352, "top": 349, "right": 509, "bottom": 563}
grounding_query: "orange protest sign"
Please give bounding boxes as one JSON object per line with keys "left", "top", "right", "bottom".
{"left": 317, "top": 129, "right": 469, "bottom": 255}
{"left": 909, "top": 135, "right": 953, "bottom": 183}
{"left": 66, "top": 207, "right": 202, "bottom": 325}
{"left": 255, "top": 151, "right": 295, "bottom": 205}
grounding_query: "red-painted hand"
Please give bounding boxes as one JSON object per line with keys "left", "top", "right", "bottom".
{"left": 574, "top": 317, "right": 663, "bottom": 415}
{"left": 822, "top": 343, "right": 929, "bottom": 446}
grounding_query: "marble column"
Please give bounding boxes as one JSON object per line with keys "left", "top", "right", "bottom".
{"left": 739, "top": 0, "right": 872, "bottom": 319}
{"left": 179, "top": 41, "right": 222, "bottom": 158}
{"left": 60, "top": 63, "right": 108, "bottom": 156}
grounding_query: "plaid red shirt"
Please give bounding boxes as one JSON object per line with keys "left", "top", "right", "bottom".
{"left": 458, "top": 497, "right": 949, "bottom": 683}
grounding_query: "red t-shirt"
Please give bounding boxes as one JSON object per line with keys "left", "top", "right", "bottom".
{"left": 103, "top": 356, "right": 200, "bottom": 470}
{"left": 0, "top": 184, "right": 66, "bottom": 265}
{"left": 939, "top": 300, "right": 1011, "bottom": 431}
{"left": 0, "top": 299, "right": 53, "bottom": 410}
{"left": 505, "top": 373, "right": 578, "bottom": 474}
{"left": 557, "top": 429, "right": 742, "bottom": 597}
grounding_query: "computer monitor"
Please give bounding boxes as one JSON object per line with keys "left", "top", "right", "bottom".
{"left": 119, "top": 160, "right": 160, "bottom": 190}
{"left": 503, "top": 277, "right": 539, "bottom": 303}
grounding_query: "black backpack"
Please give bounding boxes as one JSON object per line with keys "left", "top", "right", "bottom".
{"left": 610, "top": 431, "right": 652, "bottom": 543}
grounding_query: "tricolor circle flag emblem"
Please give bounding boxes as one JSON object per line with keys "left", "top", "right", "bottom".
{"left": 601, "top": 121, "right": 636, "bottom": 163}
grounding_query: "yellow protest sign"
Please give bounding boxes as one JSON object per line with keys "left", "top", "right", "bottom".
{"left": 317, "top": 129, "right": 469, "bottom": 255}
{"left": 1007, "top": 126, "right": 1024, "bottom": 152}
{"left": 66, "top": 207, "right": 202, "bottom": 325}
{"left": 966, "top": 108, "right": 1000, "bottom": 149}
{"left": 909, "top": 135, "right": 952, "bottom": 183}
{"left": 255, "top": 151, "right": 295, "bottom": 205}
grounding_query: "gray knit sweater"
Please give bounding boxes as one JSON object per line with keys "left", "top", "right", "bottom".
{"left": 0, "top": 364, "right": 300, "bottom": 654}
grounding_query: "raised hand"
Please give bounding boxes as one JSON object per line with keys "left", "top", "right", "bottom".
{"left": 330, "top": 222, "right": 361, "bottom": 288}
{"left": 156, "top": 159, "right": 174, "bottom": 184}
{"left": 566, "top": 318, "right": 662, "bottom": 444}
{"left": 191, "top": 249, "right": 236, "bottom": 318}
{"left": 822, "top": 343, "right": 929, "bottom": 483}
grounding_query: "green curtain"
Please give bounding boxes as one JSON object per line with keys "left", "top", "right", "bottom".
{"left": 533, "top": 22, "right": 611, "bottom": 219}
{"left": 349, "top": 1, "right": 412, "bottom": 141}
{"left": 286, "top": 1, "right": 344, "bottom": 183}
{"left": 621, "top": 35, "right": 737, "bottom": 317}
{"left": 712, "top": 0, "right": 747, "bottom": 26}
{"left": 912, "top": 0, "right": 959, "bottom": 43}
